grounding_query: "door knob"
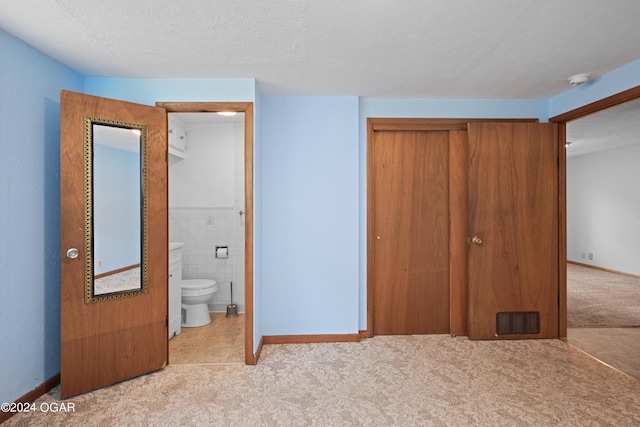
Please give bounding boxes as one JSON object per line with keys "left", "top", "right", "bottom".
{"left": 470, "top": 236, "right": 483, "bottom": 245}
{"left": 66, "top": 248, "right": 80, "bottom": 259}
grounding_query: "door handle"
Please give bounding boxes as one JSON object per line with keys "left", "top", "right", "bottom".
{"left": 470, "top": 236, "right": 483, "bottom": 245}
{"left": 66, "top": 248, "right": 80, "bottom": 259}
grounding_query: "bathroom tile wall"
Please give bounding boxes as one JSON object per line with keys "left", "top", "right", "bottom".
{"left": 169, "top": 207, "right": 245, "bottom": 312}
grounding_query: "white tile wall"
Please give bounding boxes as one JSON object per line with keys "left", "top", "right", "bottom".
{"left": 169, "top": 207, "right": 245, "bottom": 312}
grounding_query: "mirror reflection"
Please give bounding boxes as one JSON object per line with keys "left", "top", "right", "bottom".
{"left": 88, "top": 122, "right": 146, "bottom": 300}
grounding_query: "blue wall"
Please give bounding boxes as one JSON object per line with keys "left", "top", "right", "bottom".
{"left": 0, "top": 29, "right": 83, "bottom": 404}
{"left": 84, "top": 78, "right": 256, "bottom": 105}
{"left": 261, "top": 96, "right": 360, "bottom": 335}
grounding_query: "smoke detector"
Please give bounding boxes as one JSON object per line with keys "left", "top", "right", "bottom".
{"left": 568, "top": 73, "right": 590, "bottom": 86}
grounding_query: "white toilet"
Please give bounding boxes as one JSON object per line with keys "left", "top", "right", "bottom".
{"left": 181, "top": 279, "right": 217, "bottom": 327}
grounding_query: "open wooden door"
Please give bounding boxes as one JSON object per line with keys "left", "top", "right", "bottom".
{"left": 468, "top": 122, "right": 559, "bottom": 339}
{"left": 60, "top": 90, "right": 168, "bottom": 397}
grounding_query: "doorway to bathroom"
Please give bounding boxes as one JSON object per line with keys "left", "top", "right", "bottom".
{"left": 161, "top": 103, "right": 253, "bottom": 365}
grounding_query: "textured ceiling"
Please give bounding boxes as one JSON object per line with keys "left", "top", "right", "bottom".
{"left": 1, "top": 0, "right": 640, "bottom": 98}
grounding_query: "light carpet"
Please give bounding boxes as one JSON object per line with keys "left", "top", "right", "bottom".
{"left": 5, "top": 336, "right": 640, "bottom": 426}
{"left": 567, "top": 263, "right": 640, "bottom": 327}
{"left": 94, "top": 267, "right": 141, "bottom": 295}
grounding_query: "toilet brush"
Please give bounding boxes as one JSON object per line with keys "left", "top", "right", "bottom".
{"left": 226, "top": 281, "right": 238, "bottom": 318}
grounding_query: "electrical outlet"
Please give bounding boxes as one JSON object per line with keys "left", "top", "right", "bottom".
{"left": 588, "top": 252, "right": 593, "bottom": 260}
{"left": 98, "top": 259, "right": 103, "bottom": 267}
{"left": 581, "top": 252, "right": 585, "bottom": 259}
{"left": 206, "top": 215, "right": 214, "bottom": 225}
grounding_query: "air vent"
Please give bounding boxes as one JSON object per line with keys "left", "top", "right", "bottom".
{"left": 496, "top": 312, "right": 540, "bottom": 335}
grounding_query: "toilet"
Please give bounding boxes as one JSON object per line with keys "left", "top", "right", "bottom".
{"left": 181, "top": 279, "right": 217, "bottom": 327}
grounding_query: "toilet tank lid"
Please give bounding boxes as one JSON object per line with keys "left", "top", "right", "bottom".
{"left": 182, "top": 279, "right": 217, "bottom": 290}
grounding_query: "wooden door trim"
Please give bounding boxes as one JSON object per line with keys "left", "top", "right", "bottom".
{"left": 557, "top": 123, "right": 567, "bottom": 338}
{"left": 156, "top": 101, "right": 257, "bottom": 365}
{"left": 365, "top": 119, "right": 376, "bottom": 338}
{"left": 366, "top": 117, "right": 541, "bottom": 338}
{"left": 550, "top": 84, "right": 640, "bottom": 338}
{"left": 369, "top": 118, "right": 538, "bottom": 131}
{"left": 550, "top": 86, "right": 640, "bottom": 123}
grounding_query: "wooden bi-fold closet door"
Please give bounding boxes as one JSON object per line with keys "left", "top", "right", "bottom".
{"left": 372, "top": 130, "right": 451, "bottom": 335}
{"left": 467, "top": 122, "right": 559, "bottom": 339}
{"left": 370, "top": 120, "right": 559, "bottom": 340}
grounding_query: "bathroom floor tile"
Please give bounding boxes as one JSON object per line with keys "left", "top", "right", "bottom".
{"left": 169, "top": 313, "right": 244, "bottom": 365}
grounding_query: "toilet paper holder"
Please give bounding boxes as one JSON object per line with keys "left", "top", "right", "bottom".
{"left": 215, "top": 246, "right": 229, "bottom": 259}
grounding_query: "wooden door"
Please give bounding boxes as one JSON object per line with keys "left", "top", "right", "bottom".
{"left": 60, "top": 90, "right": 168, "bottom": 397}
{"left": 468, "top": 122, "right": 559, "bottom": 339}
{"left": 372, "top": 130, "right": 450, "bottom": 334}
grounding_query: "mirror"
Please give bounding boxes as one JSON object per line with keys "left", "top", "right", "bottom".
{"left": 84, "top": 117, "right": 148, "bottom": 303}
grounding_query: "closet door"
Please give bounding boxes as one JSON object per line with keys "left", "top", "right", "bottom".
{"left": 372, "top": 130, "right": 450, "bottom": 334}
{"left": 467, "top": 122, "right": 559, "bottom": 339}
{"left": 60, "top": 90, "right": 168, "bottom": 397}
